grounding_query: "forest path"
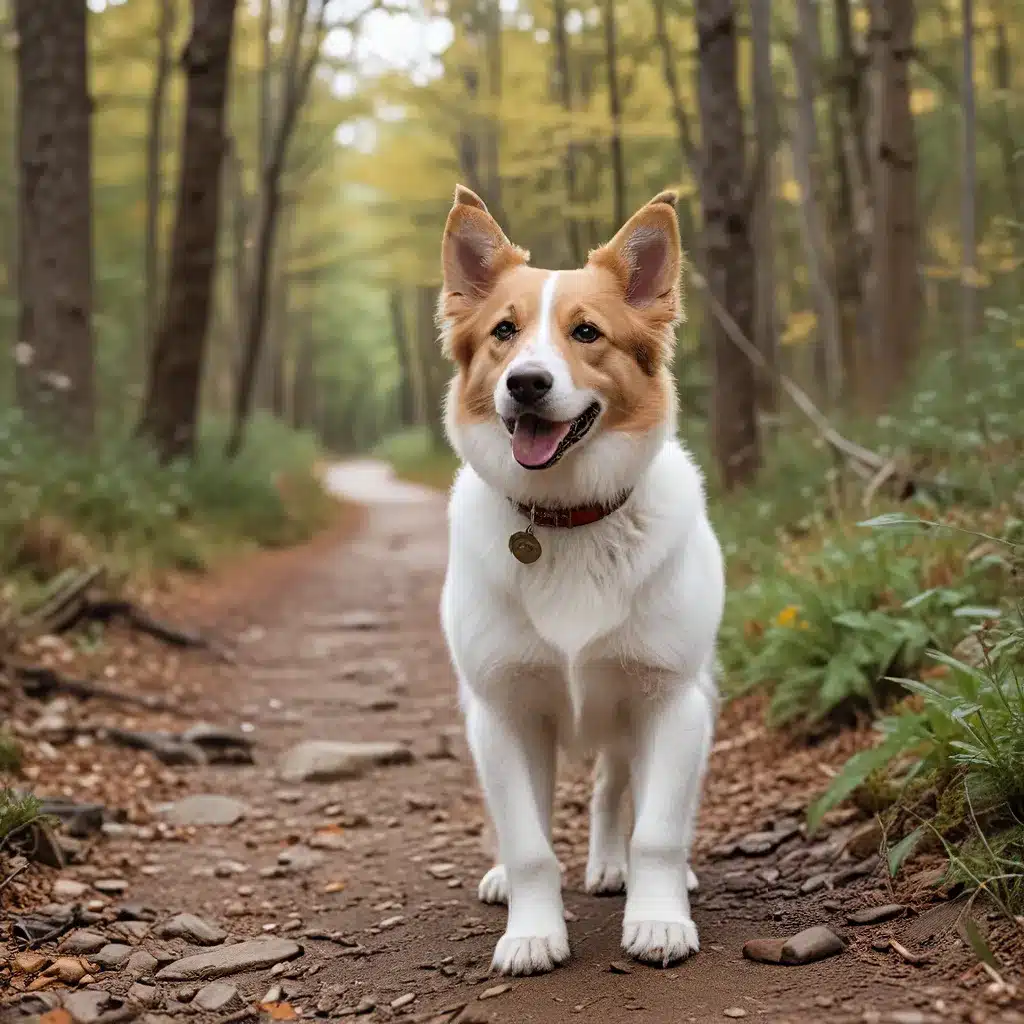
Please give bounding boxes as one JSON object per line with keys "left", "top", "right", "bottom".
{"left": 12, "top": 460, "right": 1012, "bottom": 1024}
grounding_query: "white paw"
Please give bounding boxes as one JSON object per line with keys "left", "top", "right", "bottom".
{"left": 478, "top": 864, "right": 508, "bottom": 905}
{"left": 491, "top": 927, "right": 570, "bottom": 975}
{"left": 687, "top": 868, "right": 699, "bottom": 892}
{"left": 585, "top": 859, "right": 628, "bottom": 895}
{"left": 622, "top": 917, "right": 699, "bottom": 967}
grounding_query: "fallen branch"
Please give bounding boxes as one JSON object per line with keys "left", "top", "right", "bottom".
{"left": 692, "top": 272, "right": 974, "bottom": 502}
{"left": 78, "top": 598, "right": 207, "bottom": 649}
{"left": 4, "top": 662, "right": 177, "bottom": 712}
{"left": 18, "top": 566, "right": 105, "bottom": 636}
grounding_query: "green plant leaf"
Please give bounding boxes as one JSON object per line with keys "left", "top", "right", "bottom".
{"left": 959, "top": 916, "right": 1001, "bottom": 971}
{"left": 887, "top": 825, "right": 925, "bottom": 876}
{"left": 858, "top": 513, "right": 924, "bottom": 529}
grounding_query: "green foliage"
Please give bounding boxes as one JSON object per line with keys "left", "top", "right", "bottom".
{"left": 374, "top": 427, "right": 459, "bottom": 491}
{"left": 0, "top": 410, "right": 334, "bottom": 588}
{"left": 0, "top": 788, "right": 42, "bottom": 846}
{"left": 0, "top": 732, "right": 22, "bottom": 774}
{"left": 809, "top": 525, "right": 1024, "bottom": 911}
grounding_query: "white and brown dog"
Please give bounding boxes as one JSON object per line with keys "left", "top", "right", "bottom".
{"left": 437, "top": 185, "right": 724, "bottom": 976}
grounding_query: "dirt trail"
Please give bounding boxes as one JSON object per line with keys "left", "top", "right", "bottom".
{"left": 7, "top": 461, "right": 1020, "bottom": 1024}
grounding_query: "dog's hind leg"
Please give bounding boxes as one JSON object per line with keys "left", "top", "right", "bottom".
{"left": 463, "top": 690, "right": 568, "bottom": 975}
{"left": 585, "top": 746, "right": 630, "bottom": 894}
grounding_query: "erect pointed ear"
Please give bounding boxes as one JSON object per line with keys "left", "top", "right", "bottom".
{"left": 588, "top": 191, "right": 682, "bottom": 313}
{"left": 441, "top": 185, "right": 527, "bottom": 302}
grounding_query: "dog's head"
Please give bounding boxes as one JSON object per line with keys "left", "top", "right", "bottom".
{"left": 438, "top": 186, "right": 683, "bottom": 505}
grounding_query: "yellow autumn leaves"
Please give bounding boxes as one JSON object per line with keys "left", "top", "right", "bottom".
{"left": 774, "top": 605, "right": 810, "bottom": 630}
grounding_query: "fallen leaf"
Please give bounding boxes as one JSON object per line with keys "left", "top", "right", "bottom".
{"left": 323, "top": 880, "right": 346, "bottom": 894}
{"left": 262, "top": 1002, "right": 299, "bottom": 1020}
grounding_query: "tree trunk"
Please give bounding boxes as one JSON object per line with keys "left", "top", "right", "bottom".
{"left": 138, "top": 0, "right": 238, "bottom": 462}
{"left": 992, "top": 20, "right": 1021, "bottom": 226}
{"left": 834, "top": 0, "right": 872, "bottom": 209}
{"left": 417, "top": 285, "right": 447, "bottom": 449}
{"left": 792, "top": 0, "right": 843, "bottom": 404}
{"left": 389, "top": 289, "right": 416, "bottom": 428}
{"left": 695, "top": 0, "right": 761, "bottom": 489}
{"left": 749, "top": 0, "right": 778, "bottom": 411}
{"left": 143, "top": 0, "right": 176, "bottom": 361}
{"left": 602, "top": 0, "right": 626, "bottom": 229}
{"left": 867, "top": 0, "right": 920, "bottom": 395}
{"left": 14, "top": 0, "right": 95, "bottom": 441}
{"left": 550, "top": 0, "right": 583, "bottom": 265}
{"left": 960, "top": 0, "right": 977, "bottom": 349}
{"left": 483, "top": 0, "right": 505, "bottom": 226}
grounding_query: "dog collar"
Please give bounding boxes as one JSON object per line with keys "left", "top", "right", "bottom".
{"left": 507, "top": 491, "right": 632, "bottom": 564}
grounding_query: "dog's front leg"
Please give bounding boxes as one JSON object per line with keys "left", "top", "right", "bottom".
{"left": 622, "top": 678, "right": 712, "bottom": 966}
{"left": 464, "top": 690, "right": 568, "bottom": 975}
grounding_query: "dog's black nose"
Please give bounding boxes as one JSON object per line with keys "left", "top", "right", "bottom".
{"left": 506, "top": 367, "right": 553, "bottom": 406}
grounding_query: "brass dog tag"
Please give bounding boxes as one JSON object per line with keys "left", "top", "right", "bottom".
{"left": 509, "top": 530, "right": 542, "bottom": 564}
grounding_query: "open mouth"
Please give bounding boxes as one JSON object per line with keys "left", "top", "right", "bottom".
{"left": 503, "top": 402, "right": 601, "bottom": 470}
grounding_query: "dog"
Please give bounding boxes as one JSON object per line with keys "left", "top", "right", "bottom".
{"left": 437, "top": 184, "right": 724, "bottom": 976}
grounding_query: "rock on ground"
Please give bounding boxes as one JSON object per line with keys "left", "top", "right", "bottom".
{"left": 155, "top": 912, "right": 226, "bottom": 945}
{"left": 193, "top": 981, "right": 242, "bottom": 1012}
{"left": 780, "top": 926, "right": 847, "bottom": 965}
{"left": 158, "top": 794, "right": 249, "bottom": 827}
{"left": 154, "top": 938, "right": 302, "bottom": 981}
{"left": 278, "top": 739, "right": 413, "bottom": 782}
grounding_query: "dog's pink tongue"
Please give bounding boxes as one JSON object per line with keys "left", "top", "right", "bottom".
{"left": 512, "top": 414, "right": 572, "bottom": 468}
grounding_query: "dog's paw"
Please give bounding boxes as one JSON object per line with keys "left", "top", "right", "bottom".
{"left": 622, "top": 917, "right": 699, "bottom": 967}
{"left": 687, "top": 868, "right": 699, "bottom": 892}
{"left": 478, "top": 864, "right": 508, "bottom": 905}
{"left": 491, "top": 927, "right": 570, "bottom": 975}
{"left": 584, "top": 859, "right": 628, "bottom": 895}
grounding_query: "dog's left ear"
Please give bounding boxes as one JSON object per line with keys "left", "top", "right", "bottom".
{"left": 589, "top": 191, "right": 682, "bottom": 315}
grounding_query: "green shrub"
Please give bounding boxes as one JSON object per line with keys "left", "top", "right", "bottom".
{"left": 0, "top": 788, "right": 42, "bottom": 846}
{"left": 0, "top": 732, "right": 23, "bottom": 774}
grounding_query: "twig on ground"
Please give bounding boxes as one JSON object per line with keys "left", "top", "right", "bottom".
{"left": 4, "top": 662, "right": 178, "bottom": 712}
{"left": 888, "top": 937, "right": 929, "bottom": 966}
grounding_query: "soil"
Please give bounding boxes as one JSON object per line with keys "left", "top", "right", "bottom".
{"left": 2, "top": 459, "right": 1023, "bottom": 1024}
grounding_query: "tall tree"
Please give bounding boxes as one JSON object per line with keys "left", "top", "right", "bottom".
{"left": 550, "top": 0, "right": 583, "bottom": 265}
{"left": 225, "top": 0, "right": 328, "bottom": 457}
{"left": 143, "top": 0, "right": 176, "bottom": 359}
{"left": 960, "top": 0, "right": 977, "bottom": 349}
{"left": 602, "top": 0, "right": 627, "bottom": 230}
{"left": 749, "top": 0, "right": 778, "bottom": 411}
{"left": 137, "top": 0, "right": 239, "bottom": 462}
{"left": 867, "top": 0, "right": 920, "bottom": 395}
{"left": 695, "top": 0, "right": 761, "bottom": 489}
{"left": 13, "top": 0, "right": 95, "bottom": 441}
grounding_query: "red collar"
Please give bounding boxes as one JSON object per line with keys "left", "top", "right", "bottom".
{"left": 510, "top": 491, "right": 632, "bottom": 529}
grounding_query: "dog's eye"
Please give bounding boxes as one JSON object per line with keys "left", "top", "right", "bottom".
{"left": 492, "top": 320, "right": 517, "bottom": 342}
{"left": 571, "top": 322, "right": 601, "bottom": 344}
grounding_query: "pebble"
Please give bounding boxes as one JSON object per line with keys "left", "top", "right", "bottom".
{"left": 194, "top": 981, "right": 242, "bottom": 1012}
{"left": 64, "top": 990, "right": 113, "bottom": 1023}
{"left": 724, "top": 1010, "right": 747, "bottom": 1019}
{"left": 159, "top": 794, "right": 249, "bottom": 827}
{"left": 479, "top": 983, "right": 512, "bottom": 1000}
{"left": 608, "top": 961, "right": 633, "bottom": 974}
{"left": 278, "top": 845, "right": 326, "bottom": 872}
{"left": 13, "top": 952, "right": 49, "bottom": 974}
{"left": 780, "top": 926, "right": 846, "bottom": 965}
{"left": 92, "top": 943, "right": 134, "bottom": 968}
{"left": 53, "top": 878, "right": 91, "bottom": 900}
{"left": 800, "top": 872, "right": 830, "bottom": 894}
{"left": 742, "top": 937, "right": 786, "bottom": 964}
{"left": 888, "top": 1013, "right": 925, "bottom": 1024}
{"left": 390, "top": 993, "right": 417, "bottom": 1010}
{"left": 427, "top": 862, "right": 457, "bottom": 879}
{"left": 59, "top": 929, "right": 109, "bottom": 954}
{"left": 155, "top": 938, "right": 302, "bottom": 981}
{"left": 128, "top": 983, "right": 160, "bottom": 1008}
{"left": 847, "top": 903, "right": 906, "bottom": 926}
{"left": 278, "top": 739, "right": 414, "bottom": 782}
{"left": 126, "top": 950, "right": 159, "bottom": 976}
{"left": 93, "top": 878, "right": 128, "bottom": 895}
{"left": 156, "top": 912, "right": 227, "bottom": 946}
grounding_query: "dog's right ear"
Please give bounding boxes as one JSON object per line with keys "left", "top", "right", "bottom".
{"left": 441, "top": 185, "right": 527, "bottom": 304}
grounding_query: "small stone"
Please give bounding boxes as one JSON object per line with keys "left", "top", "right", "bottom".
{"left": 887, "top": 1014, "right": 925, "bottom": 1024}
{"left": 391, "top": 993, "right": 416, "bottom": 1009}
{"left": 159, "top": 794, "right": 249, "bottom": 828}
{"left": 156, "top": 912, "right": 227, "bottom": 946}
{"left": 53, "top": 878, "right": 90, "bottom": 901}
{"left": 742, "top": 938, "right": 786, "bottom": 964}
{"left": 277, "top": 845, "right": 325, "bottom": 872}
{"left": 780, "top": 926, "right": 846, "bottom": 965}
{"left": 737, "top": 831, "right": 781, "bottom": 856}
{"left": 308, "top": 830, "right": 348, "bottom": 851}
{"left": 155, "top": 938, "right": 302, "bottom": 981}
{"left": 64, "top": 990, "right": 112, "bottom": 1023}
{"left": 126, "top": 950, "right": 159, "bottom": 976}
{"left": 129, "top": 984, "right": 160, "bottom": 1008}
{"left": 117, "top": 903, "right": 158, "bottom": 922}
{"left": 194, "top": 981, "right": 242, "bottom": 1012}
{"left": 13, "top": 951, "right": 49, "bottom": 975}
{"left": 261, "top": 984, "right": 283, "bottom": 1004}
{"left": 278, "top": 740, "right": 413, "bottom": 783}
{"left": 846, "top": 819, "right": 883, "bottom": 859}
{"left": 609, "top": 961, "right": 633, "bottom": 974}
{"left": 92, "top": 943, "right": 134, "bottom": 968}
{"left": 427, "top": 862, "right": 456, "bottom": 879}
{"left": 847, "top": 904, "right": 906, "bottom": 926}
{"left": 800, "top": 872, "right": 830, "bottom": 894}
{"left": 114, "top": 920, "right": 152, "bottom": 941}
{"left": 723, "top": 1010, "right": 747, "bottom": 1019}
{"left": 479, "top": 983, "right": 512, "bottom": 1000}
{"left": 93, "top": 878, "right": 128, "bottom": 895}
{"left": 60, "top": 930, "right": 109, "bottom": 954}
